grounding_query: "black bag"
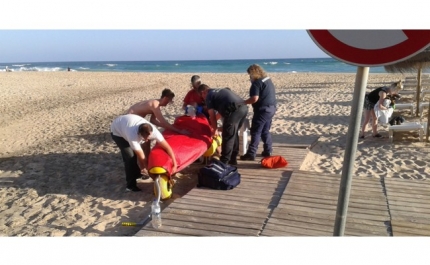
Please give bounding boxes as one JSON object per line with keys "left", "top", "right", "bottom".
{"left": 197, "top": 159, "right": 241, "bottom": 190}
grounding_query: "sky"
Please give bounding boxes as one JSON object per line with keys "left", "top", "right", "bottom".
{"left": 0, "top": 30, "right": 329, "bottom": 63}
{"left": 1, "top": 1, "right": 429, "bottom": 63}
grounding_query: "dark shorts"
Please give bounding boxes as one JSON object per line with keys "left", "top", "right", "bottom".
{"left": 364, "top": 94, "right": 375, "bottom": 111}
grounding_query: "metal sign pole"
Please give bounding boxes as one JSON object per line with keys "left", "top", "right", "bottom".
{"left": 333, "top": 66, "right": 369, "bottom": 236}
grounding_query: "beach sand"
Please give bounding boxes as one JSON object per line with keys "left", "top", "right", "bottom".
{"left": 1, "top": 71, "right": 429, "bottom": 236}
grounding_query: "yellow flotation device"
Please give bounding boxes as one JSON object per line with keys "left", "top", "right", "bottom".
{"left": 149, "top": 167, "right": 173, "bottom": 200}
{"left": 203, "top": 136, "right": 222, "bottom": 157}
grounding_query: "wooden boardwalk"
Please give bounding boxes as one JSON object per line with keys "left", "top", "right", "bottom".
{"left": 135, "top": 135, "right": 430, "bottom": 237}
{"left": 385, "top": 178, "right": 430, "bottom": 236}
{"left": 135, "top": 143, "right": 309, "bottom": 236}
{"left": 262, "top": 171, "right": 391, "bottom": 236}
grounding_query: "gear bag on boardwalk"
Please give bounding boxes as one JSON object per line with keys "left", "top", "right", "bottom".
{"left": 197, "top": 159, "right": 241, "bottom": 190}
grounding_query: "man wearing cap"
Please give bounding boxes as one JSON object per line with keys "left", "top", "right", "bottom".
{"left": 127, "top": 88, "right": 188, "bottom": 135}
{"left": 111, "top": 114, "right": 178, "bottom": 192}
{"left": 198, "top": 84, "right": 248, "bottom": 165}
{"left": 183, "top": 75, "right": 209, "bottom": 117}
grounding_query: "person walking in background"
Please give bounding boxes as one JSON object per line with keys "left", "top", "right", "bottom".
{"left": 360, "top": 80, "right": 403, "bottom": 139}
{"left": 127, "top": 88, "right": 188, "bottom": 135}
{"left": 110, "top": 114, "right": 177, "bottom": 192}
{"left": 240, "top": 64, "right": 277, "bottom": 161}
{"left": 198, "top": 84, "right": 248, "bottom": 165}
{"left": 182, "top": 75, "right": 209, "bottom": 118}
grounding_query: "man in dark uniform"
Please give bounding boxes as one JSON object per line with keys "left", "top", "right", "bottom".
{"left": 241, "top": 64, "right": 277, "bottom": 160}
{"left": 198, "top": 84, "right": 248, "bottom": 165}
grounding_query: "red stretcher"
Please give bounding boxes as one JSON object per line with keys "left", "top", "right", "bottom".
{"left": 147, "top": 114, "right": 221, "bottom": 199}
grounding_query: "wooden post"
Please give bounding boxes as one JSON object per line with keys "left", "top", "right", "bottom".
{"left": 416, "top": 68, "right": 422, "bottom": 117}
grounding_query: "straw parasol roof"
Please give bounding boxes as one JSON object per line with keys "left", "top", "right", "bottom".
{"left": 384, "top": 46, "right": 430, "bottom": 140}
{"left": 384, "top": 47, "right": 430, "bottom": 73}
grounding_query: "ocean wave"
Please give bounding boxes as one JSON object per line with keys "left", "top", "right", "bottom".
{"left": 283, "top": 62, "right": 290, "bottom": 65}
{"left": 12, "top": 64, "right": 30, "bottom": 67}
{"left": 79, "top": 67, "right": 89, "bottom": 70}
{"left": 9, "top": 67, "right": 64, "bottom": 72}
{"left": 105, "top": 64, "right": 117, "bottom": 67}
{"left": 264, "top": 61, "right": 278, "bottom": 65}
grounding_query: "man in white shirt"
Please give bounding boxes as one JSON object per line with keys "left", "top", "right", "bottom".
{"left": 111, "top": 114, "right": 177, "bottom": 192}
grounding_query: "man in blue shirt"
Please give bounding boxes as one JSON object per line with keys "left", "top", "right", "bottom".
{"left": 198, "top": 84, "right": 248, "bottom": 165}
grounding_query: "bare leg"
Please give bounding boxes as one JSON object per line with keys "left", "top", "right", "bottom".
{"left": 360, "top": 110, "right": 371, "bottom": 137}
{"left": 371, "top": 111, "right": 378, "bottom": 136}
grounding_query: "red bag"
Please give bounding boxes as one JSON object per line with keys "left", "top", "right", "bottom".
{"left": 260, "top": 155, "right": 288, "bottom": 169}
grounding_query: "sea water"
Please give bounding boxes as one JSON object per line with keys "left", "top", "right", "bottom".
{"left": 0, "top": 58, "right": 407, "bottom": 73}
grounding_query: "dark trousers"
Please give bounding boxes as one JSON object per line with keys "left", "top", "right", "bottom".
{"left": 247, "top": 105, "right": 276, "bottom": 156}
{"left": 220, "top": 105, "right": 249, "bottom": 164}
{"left": 111, "top": 133, "right": 149, "bottom": 188}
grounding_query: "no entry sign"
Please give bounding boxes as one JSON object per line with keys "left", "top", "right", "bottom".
{"left": 308, "top": 30, "right": 430, "bottom": 66}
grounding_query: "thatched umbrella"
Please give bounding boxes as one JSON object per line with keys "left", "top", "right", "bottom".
{"left": 384, "top": 47, "right": 430, "bottom": 140}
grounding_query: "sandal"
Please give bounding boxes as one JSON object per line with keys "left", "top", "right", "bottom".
{"left": 359, "top": 134, "right": 365, "bottom": 139}
{"left": 373, "top": 133, "right": 382, "bottom": 138}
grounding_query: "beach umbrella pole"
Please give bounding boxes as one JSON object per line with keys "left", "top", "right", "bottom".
{"left": 427, "top": 99, "right": 430, "bottom": 141}
{"left": 416, "top": 68, "right": 422, "bottom": 117}
{"left": 333, "top": 66, "right": 369, "bottom": 236}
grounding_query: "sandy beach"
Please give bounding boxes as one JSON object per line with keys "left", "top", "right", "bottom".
{"left": 1, "top": 71, "right": 429, "bottom": 236}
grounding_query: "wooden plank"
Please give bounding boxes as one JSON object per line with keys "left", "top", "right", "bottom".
{"left": 385, "top": 190, "right": 430, "bottom": 200}
{"left": 267, "top": 212, "right": 388, "bottom": 235}
{"left": 265, "top": 219, "right": 387, "bottom": 236}
{"left": 391, "top": 225, "right": 430, "bottom": 236}
{"left": 385, "top": 182, "right": 430, "bottom": 190}
{"left": 262, "top": 222, "right": 331, "bottom": 236}
{"left": 287, "top": 182, "right": 384, "bottom": 194}
{"left": 277, "top": 199, "right": 389, "bottom": 217}
{"left": 385, "top": 184, "right": 430, "bottom": 193}
{"left": 188, "top": 188, "right": 282, "bottom": 202}
{"left": 391, "top": 231, "right": 423, "bottom": 236}
{"left": 137, "top": 225, "right": 243, "bottom": 236}
{"left": 180, "top": 192, "right": 277, "bottom": 208}
{"left": 260, "top": 229, "right": 305, "bottom": 236}
{"left": 135, "top": 229, "right": 190, "bottom": 237}
{"left": 387, "top": 199, "right": 430, "bottom": 209}
{"left": 237, "top": 172, "right": 286, "bottom": 179}
{"left": 167, "top": 202, "right": 269, "bottom": 218}
{"left": 390, "top": 209, "right": 430, "bottom": 219}
{"left": 391, "top": 216, "right": 430, "bottom": 225}
{"left": 280, "top": 192, "right": 388, "bottom": 207}
{"left": 162, "top": 208, "right": 266, "bottom": 225}
{"left": 277, "top": 204, "right": 389, "bottom": 221}
{"left": 289, "top": 176, "right": 383, "bottom": 190}
{"left": 385, "top": 192, "right": 430, "bottom": 203}
{"left": 391, "top": 220, "right": 430, "bottom": 231}
{"left": 161, "top": 212, "right": 263, "bottom": 230}
{"left": 272, "top": 208, "right": 388, "bottom": 227}
{"left": 385, "top": 179, "right": 430, "bottom": 189}
{"left": 143, "top": 218, "right": 258, "bottom": 236}
{"left": 172, "top": 196, "right": 271, "bottom": 211}
{"left": 284, "top": 184, "right": 385, "bottom": 198}
{"left": 279, "top": 195, "right": 389, "bottom": 212}
{"left": 280, "top": 190, "right": 387, "bottom": 206}
{"left": 388, "top": 203, "right": 430, "bottom": 214}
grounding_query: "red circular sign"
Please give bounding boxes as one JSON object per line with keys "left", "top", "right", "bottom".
{"left": 308, "top": 30, "right": 430, "bottom": 66}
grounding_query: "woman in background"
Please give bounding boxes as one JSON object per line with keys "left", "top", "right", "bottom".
{"left": 360, "top": 80, "right": 403, "bottom": 139}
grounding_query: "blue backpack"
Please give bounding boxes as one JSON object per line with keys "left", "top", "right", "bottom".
{"left": 197, "top": 159, "right": 241, "bottom": 190}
